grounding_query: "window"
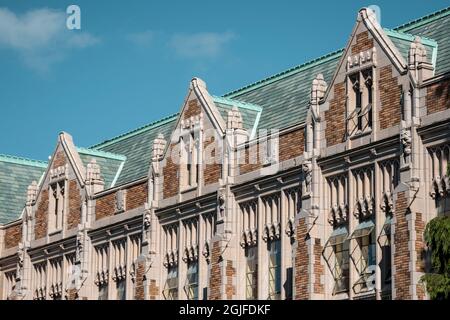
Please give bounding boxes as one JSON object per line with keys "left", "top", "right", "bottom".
{"left": 245, "top": 246, "right": 258, "bottom": 300}
{"left": 349, "top": 220, "right": 376, "bottom": 294}
{"left": 379, "top": 217, "right": 392, "bottom": 285}
{"left": 347, "top": 69, "right": 373, "bottom": 136}
{"left": 181, "top": 131, "right": 199, "bottom": 189}
{"left": 49, "top": 181, "right": 65, "bottom": 232}
{"left": 98, "top": 283, "right": 108, "bottom": 300}
{"left": 116, "top": 279, "right": 126, "bottom": 300}
{"left": 163, "top": 266, "right": 178, "bottom": 300}
{"left": 323, "top": 226, "right": 349, "bottom": 294}
{"left": 185, "top": 262, "right": 198, "bottom": 300}
{"left": 333, "top": 241, "right": 350, "bottom": 293}
{"left": 268, "top": 240, "right": 281, "bottom": 300}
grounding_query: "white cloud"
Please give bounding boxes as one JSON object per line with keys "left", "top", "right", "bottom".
{"left": 126, "top": 30, "right": 155, "bottom": 47}
{"left": 0, "top": 7, "right": 99, "bottom": 73}
{"left": 169, "top": 31, "right": 235, "bottom": 58}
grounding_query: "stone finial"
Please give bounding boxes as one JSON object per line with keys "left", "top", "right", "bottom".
{"left": 86, "top": 159, "right": 102, "bottom": 183}
{"left": 227, "top": 106, "right": 243, "bottom": 130}
{"left": 152, "top": 133, "right": 167, "bottom": 161}
{"left": 409, "top": 36, "right": 428, "bottom": 69}
{"left": 86, "top": 159, "right": 104, "bottom": 194}
{"left": 26, "top": 181, "right": 38, "bottom": 205}
{"left": 311, "top": 74, "right": 328, "bottom": 105}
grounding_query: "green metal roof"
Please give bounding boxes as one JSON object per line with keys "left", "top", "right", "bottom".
{"left": 384, "top": 28, "right": 438, "bottom": 68}
{"left": 395, "top": 6, "right": 450, "bottom": 76}
{"left": 212, "top": 96, "right": 262, "bottom": 139}
{"left": 0, "top": 155, "right": 47, "bottom": 224}
{"left": 77, "top": 147, "right": 126, "bottom": 188}
{"left": 91, "top": 113, "right": 178, "bottom": 186}
{"left": 223, "top": 50, "right": 342, "bottom": 131}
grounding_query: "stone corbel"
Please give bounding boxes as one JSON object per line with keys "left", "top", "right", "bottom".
{"left": 240, "top": 228, "right": 258, "bottom": 248}
{"left": 112, "top": 264, "right": 127, "bottom": 282}
{"left": 95, "top": 270, "right": 109, "bottom": 286}
{"left": 202, "top": 241, "right": 210, "bottom": 262}
{"left": 380, "top": 191, "right": 394, "bottom": 214}
{"left": 285, "top": 217, "right": 296, "bottom": 238}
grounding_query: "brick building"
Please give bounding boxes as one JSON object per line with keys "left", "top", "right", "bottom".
{"left": 0, "top": 7, "right": 449, "bottom": 300}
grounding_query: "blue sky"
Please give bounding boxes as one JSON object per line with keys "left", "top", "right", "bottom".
{"left": 0, "top": 0, "right": 448, "bottom": 161}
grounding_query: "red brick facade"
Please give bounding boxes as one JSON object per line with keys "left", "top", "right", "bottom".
{"left": 95, "top": 193, "right": 116, "bottom": 220}
{"left": 379, "top": 66, "right": 402, "bottom": 130}
{"left": 3, "top": 223, "right": 22, "bottom": 249}
{"left": 325, "top": 82, "right": 346, "bottom": 147}
{"left": 279, "top": 129, "right": 304, "bottom": 162}
{"left": 126, "top": 182, "right": 148, "bottom": 210}
{"left": 208, "top": 241, "right": 222, "bottom": 300}
{"left": 66, "top": 180, "right": 82, "bottom": 230}
{"left": 183, "top": 100, "right": 201, "bottom": 120}
{"left": 426, "top": 78, "right": 450, "bottom": 114}
{"left": 351, "top": 31, "right": 374, "bottom": 55}
{"left": 313, "top": 238, "right": 324, "bottom": 294}
{"left": 34, "top": 189, "right": 49, "bottom": 240}
{"left": 134, "top": 260, "right": 146, "bottom": 300}
{"left": 52, "top": 151, "right": 66, "bottom": 169}
{"left": 163, "top": 144, "right": 179, "bottom": 199}
{"left": 393, "top": 192, "right": 411, "bottom": 299}
{"left": 294, "top": 218, "right": 308, "bottom": 299}
{"left": 204, "top": 136, "right": 222, "bottom": 185}
{"left": 149, "top": 279, "right": 159, "bottom": 300}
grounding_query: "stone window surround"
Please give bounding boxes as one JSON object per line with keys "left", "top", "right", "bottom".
{"left": 237, "top": 185, "right": 299, "bottom": 300}
{"left": 28, "top": 250, "right": 76, "bottom": 301}
{"left": 91, "top": 232, "right": 141, "bottom": 300}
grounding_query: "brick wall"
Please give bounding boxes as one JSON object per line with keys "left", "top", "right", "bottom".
{"left": 426, "top": 78, "right": 450, "bottom": 114}
{"left": 351, "top": 31, "right": 373, "bottom": 55}
{"left": 66, "top": 288, "right": 78, "bottom": 300}
{"left": 379, "top": 66, "right": 402, "bottom": 130}
{"left": 294, "top": 218, "right": 308, "bottom": 299}
{"left": 34, "top": 189, "right": 49, "bottom": 240}
{"left": 52, "top": 151, "right": 66, "bottom": 169}
{"left": 183, "top": 99, "right": 201, "bottom": 120}
{"left": 239, "top": 144, "right": 261, "bottom": 175}
{"left": 4, "top": 223, "right": 22, "bottom": 249}
{"left": 163, "top": 145, "right": 179, "bottom": 199}
{"left": 95, "top": 192, "right": 115, "bottom": 220}
{"left": 225, "top": 260, "right": 236, "bottom": 299}
{"left": 325, "top": 82, "right": 346, "bottom": 147}
{"left": 204, "top": 136, "right": 222, "bottom": 185}
{"left": 415, "top": 212, "right": 426, "bottom": 300}
{"left": 209, "top": 241, "right": 222, "bottom": 299}
{"left": 393, "top": 192, "right": 411, "bottom": 299}
{"left": 134, "top": 260, "right": 146, "bottom": 300}
{"left": 313, "top": 238, "right": 324, "bottom": 294}
{"left": 66, "top": 180, "right": 82, "bottom": 230}
{"left": 126, "top": 182, "right": 148, "bottom": 210}
{"left": 149, "top": 279, "right": 159, "bottom": 300}
{"left": 279, "top": 129, "right": 304, "bottom": 162}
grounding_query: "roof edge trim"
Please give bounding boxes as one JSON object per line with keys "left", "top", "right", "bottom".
{"left": 0, "top": 154, "right": 47, "bottom": 168}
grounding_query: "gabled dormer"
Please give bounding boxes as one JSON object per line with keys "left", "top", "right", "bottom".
{"left": 32, "top": 132, "right": 88, "bottom": 240}
{"left": 319, "top": 8, "right": 436, "bottom": 151}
